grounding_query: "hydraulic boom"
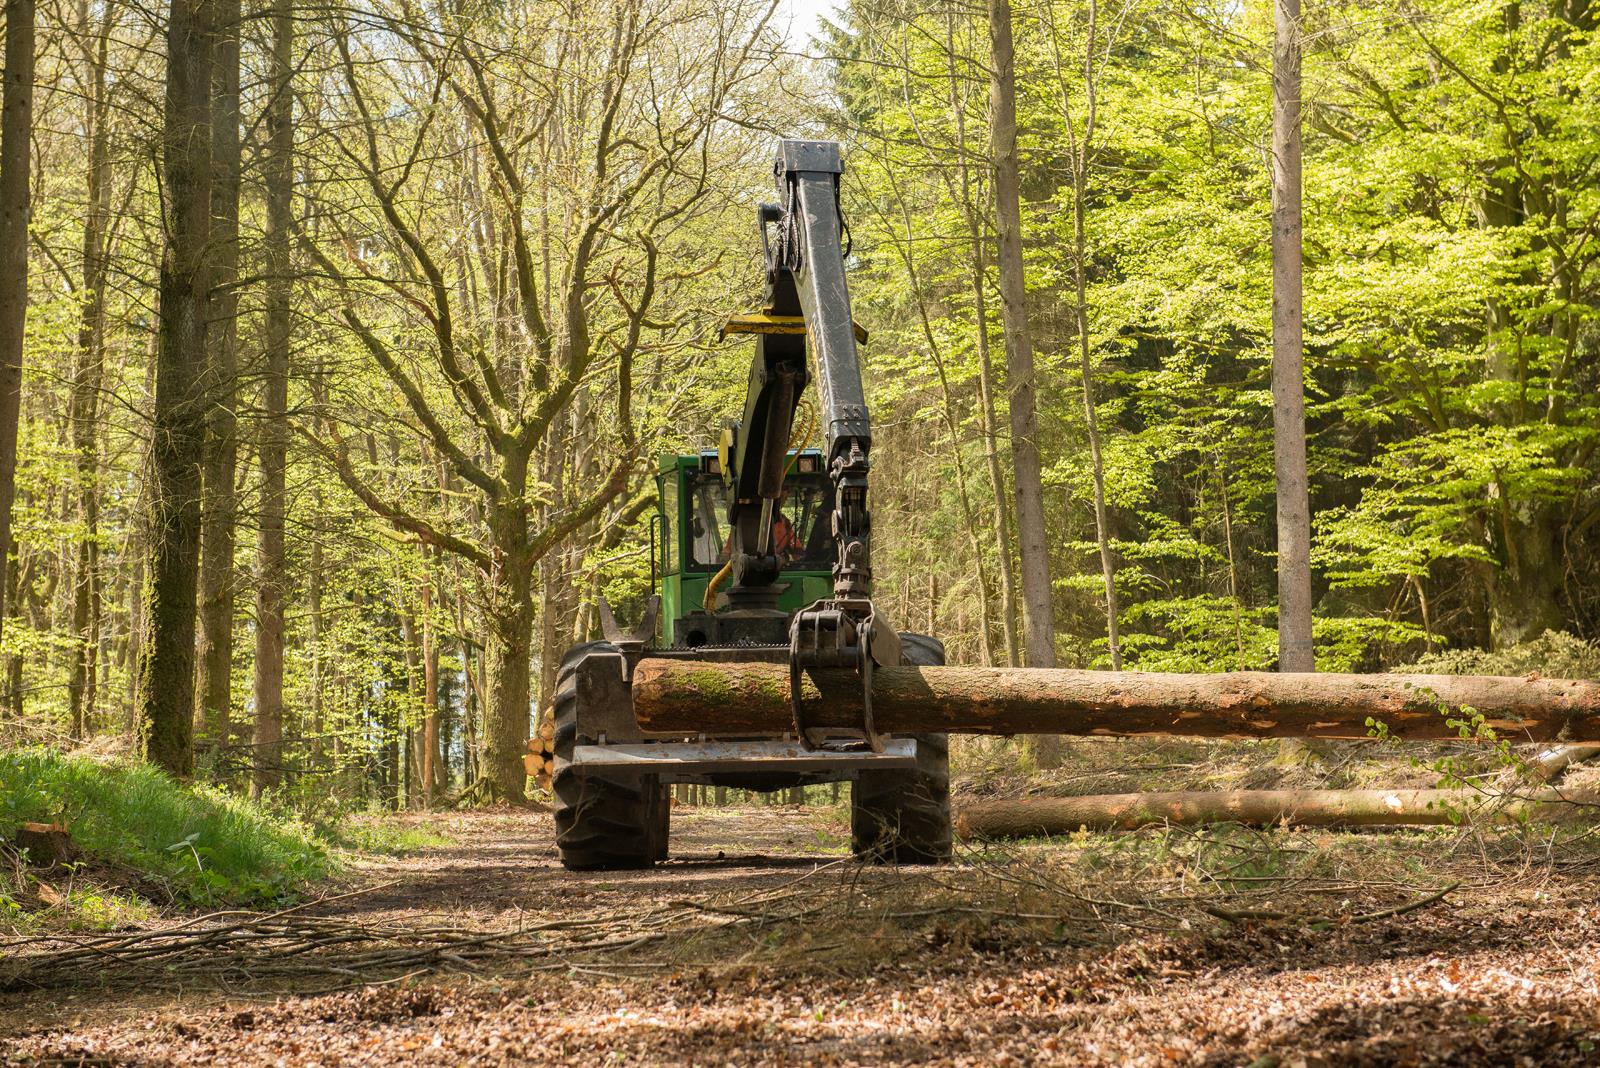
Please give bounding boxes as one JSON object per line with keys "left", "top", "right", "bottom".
{"left": 721, "top": 140, "right": 900, "bottom": 749}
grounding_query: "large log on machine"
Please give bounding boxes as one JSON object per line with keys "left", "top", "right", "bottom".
{"left": 631, "top": 659, "right": 1600, "bottom": 743}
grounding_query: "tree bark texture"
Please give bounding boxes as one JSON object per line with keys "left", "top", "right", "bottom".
{"left": 1271, "top": 0, "right": 1314, "bottom": 673}
{"left": 480, "top": 501, "right": 536, "bottom": 801}
{"left": 66, "top": 0, "right": 109, "bottom": 738}
{"left": 986, "top": 0, "right": 1056, "bottom": 674}
{"left": 421, "top": 572, "right": 440, "bottom": 801}
{"left": 631, "top": 659, "right": 1600, "bottom": 742}
{"left": 250, "top": 0, "right": 292, "bottom": 798}
{"left": 141, "top": 0, "right": 213, "bottom": 778}
{"left": 0, "top": 0, "right": 33, "bottom": 644}
{"left": 196, "top": 0, "right": 242, "bottom": 751}
{"left": 955, "top": 788, "right": 1600, "bottom": 838}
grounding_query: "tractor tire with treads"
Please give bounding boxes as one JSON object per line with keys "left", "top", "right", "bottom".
{"left": 553, "top": 643, "right": 670, "bottom": 870}
{"left": 851, "top": 632, "right": 952, "bottom": 864}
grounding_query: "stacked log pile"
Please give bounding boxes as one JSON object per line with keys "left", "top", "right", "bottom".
{"left": 522, "top": 712, "right": 556, "bottom": 788}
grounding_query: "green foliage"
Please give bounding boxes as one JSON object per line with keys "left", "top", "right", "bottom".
{"left": 1400, "top": 630, "right": 1600, "bottom": 681}
{"left": 828, "top": 0, "right": 1600, "bottom": 669}
{"left": 0, "top": 749, "right": 327, "bottom": 907}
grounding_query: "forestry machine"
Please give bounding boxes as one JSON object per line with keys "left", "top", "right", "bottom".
{"left": 549, "top": 139, "right": 951, "bottom": 871}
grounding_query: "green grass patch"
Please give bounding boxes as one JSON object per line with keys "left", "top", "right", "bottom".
{"left": 327, "top": 816, "right": 454, "bottom": 856}
{"left": 0, "top": 748, "right": 329, "bottom": 912}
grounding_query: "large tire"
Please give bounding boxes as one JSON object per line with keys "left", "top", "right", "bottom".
{"left": 851, "top": 633, "right": 952, "bottom": 864}
{"left": 552, "top": 643, "right": 670, "bottom": 870}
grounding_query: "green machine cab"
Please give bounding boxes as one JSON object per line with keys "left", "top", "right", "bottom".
{"left": 653, "top": 449, "right": 835, "bottom": 647}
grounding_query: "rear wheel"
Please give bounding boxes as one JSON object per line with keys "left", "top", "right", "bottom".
{"left": 552, "top": 643, "right": 670, "bottom": 870}
{"left": 851, "top": 633, "right": 952, "bottom": 864}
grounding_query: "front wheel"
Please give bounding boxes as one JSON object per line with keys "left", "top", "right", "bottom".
{"left": 551, "top": 643, "right": 670, "bottom": 870}
{"left": 851, "top": 633, "right": 952, "bottom": 864}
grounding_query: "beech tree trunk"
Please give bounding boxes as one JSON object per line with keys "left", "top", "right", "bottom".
{"left": 988, "top": 0, "right": 1060, "bottom": 769}
{"left": 141, "top": 0, "right": 214, "bottom": 778}
{"left": 955, "top": 788, "right": 1600, "bottom": 838}
{"left": 250, "top": 0, "right": 292, "bottom": 799}
{"left": 631, "top": 659, "right": 1600, "bottom": 742}
{"left": 1271, "top": 0, "right": 1314, "bottom": 673}
{"left": 987, "top": 0, "right": 1054, "bottom": 672}
{"left": 0, "top": 0, "right": 33, "bottom": 646}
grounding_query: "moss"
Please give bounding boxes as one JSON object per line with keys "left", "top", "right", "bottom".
{"left": 683, "top": 667, "right": 741, "bottom": 705}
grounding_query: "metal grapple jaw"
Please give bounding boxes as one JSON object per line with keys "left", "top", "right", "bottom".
{"left": 598, "top": 594, "right": 660, "bottom": 683}
{"left": 788, "top": 598, "right": 901, "bottom": 752}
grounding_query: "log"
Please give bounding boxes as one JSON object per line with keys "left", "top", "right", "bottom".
{"left": 630, "top": 660, "right": 1600, "bottom": 742}
{"left": 954, "top": 788, "right": 1600, "bottom": 838}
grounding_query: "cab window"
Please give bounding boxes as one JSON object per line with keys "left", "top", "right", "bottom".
{"left": 686, "top": 470, "right": 833, "bottom": 571}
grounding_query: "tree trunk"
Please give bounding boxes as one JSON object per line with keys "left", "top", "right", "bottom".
{"left": 955, "top": 788, "right": 1600, "bottom": 837}
{"left": 987, "top": 0, "right": 1054, "bottom": 674}
{"left": 421, "top": 571, "right": 440, "bottom": 802}
{"left": 631, "top": 658, "right": 1600, "bottom": 742}
{"left": 988, "top": 0, "right": 1059, "bottom": 769}
{"left": 941, "top": 13, "right": 1017, "bottom": 667}
{"left": 0, "top": 0, "right": 33, "bottom": 647}
{"left": 141, "top": 0, "right": 214, "bottom": 779}
{"left": 250, "top": 0, "right": 292, "bottom": 799}
{"left": 2, "top": 555, "right": 19, "bottom": 715}
{"left": 196, "top": 0, "right": 241, "bottom": 753}
{"left": 67, "top": 0, "right": 109, "bottom": 739}
{"left": 481, "top": 529, "right": 535, "bottom": 802}
{"left": 947, "top": 33, "right": 1024, "bottom": 671}
{"left": 1271, "top": 0, "right": 1314, "bottom": 674}
{"left": 483, "top": 604, "right": 534, "bottom": 802}
{"left": 1486, "top": 502, "right": 1566, "bottom": 648}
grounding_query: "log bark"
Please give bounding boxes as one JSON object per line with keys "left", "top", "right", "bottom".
{"left": 630, "top": 659, "right": 1600, "bottom": 742}
{"left": 955, "top": 788, "right": 1600, "bottom": 838}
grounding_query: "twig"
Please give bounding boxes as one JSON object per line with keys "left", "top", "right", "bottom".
{"left": 1352, "top": 881, "right": 1460, "bottom": 923}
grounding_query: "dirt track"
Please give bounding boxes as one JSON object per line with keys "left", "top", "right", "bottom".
{"left": 5, "top": 807, "right": 1600, "bottom": 1066}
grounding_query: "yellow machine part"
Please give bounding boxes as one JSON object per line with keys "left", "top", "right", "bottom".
{"left": 719, "top": 312, "right": 868, "bottom": 345}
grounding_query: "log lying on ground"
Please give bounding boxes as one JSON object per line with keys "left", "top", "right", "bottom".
{"left": 954, "top": 788, "right": 1600, "bottom": 838}
{"left": 631, "top": 660, "right": 1600, "bottom": 742}
{"left": 1531, "top": 744, "right": 1600, "bottom": 782}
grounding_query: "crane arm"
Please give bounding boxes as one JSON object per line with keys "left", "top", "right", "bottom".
{"left": 720, "top": 139, "right": 899, "bottom": 750}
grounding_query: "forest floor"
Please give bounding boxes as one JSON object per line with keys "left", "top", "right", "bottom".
{"left": 4, "top": 801, "right": 1600, "bottom": 1066}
